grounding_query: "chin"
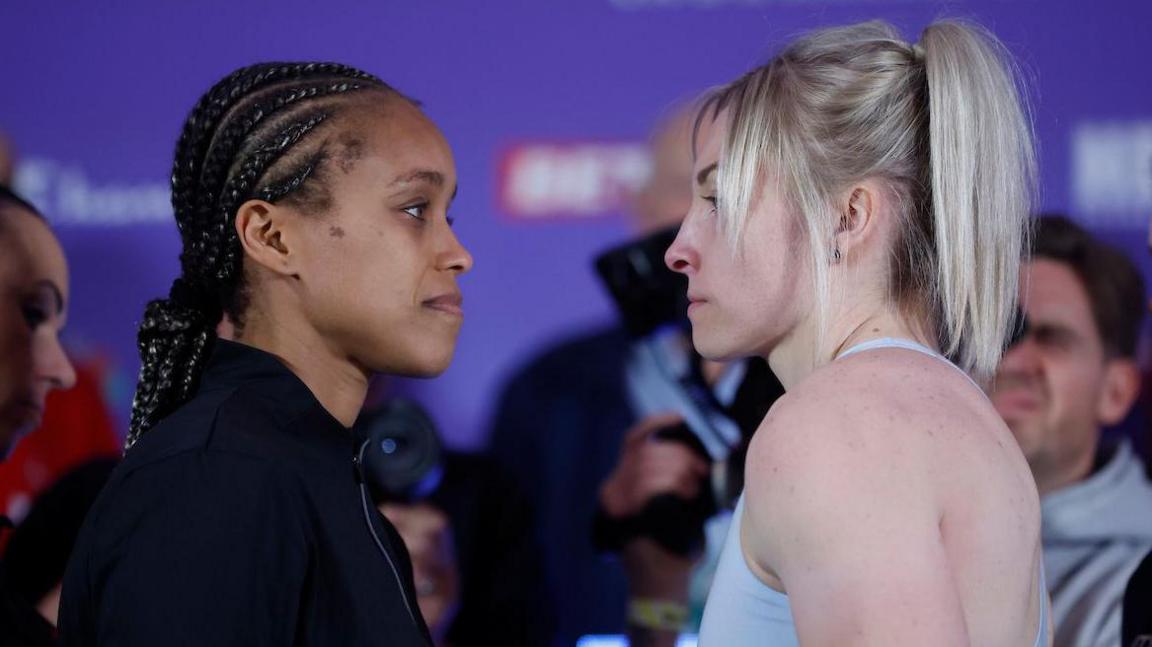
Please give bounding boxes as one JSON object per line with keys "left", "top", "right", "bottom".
{"left": 1003, "top": 421, "right": 1041, "bottom": 455}
{"left": 387, "top": 346, "right": 457, "bottom": 378}
{"left": 690, "top": 330, "right": 744, "bottom": 363}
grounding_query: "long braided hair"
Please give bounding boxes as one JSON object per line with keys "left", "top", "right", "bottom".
{"left": 127, "top": 62, "right": 396, "bottom": 450}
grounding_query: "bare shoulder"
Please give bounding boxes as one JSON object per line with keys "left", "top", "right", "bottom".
{"left": 749, "top": 349, "right": 960, "bottom": 478}
{"left": 742, "top": 349, "right": 999, "bottom": 572}
{"left": 740, "top": 349, "right": 1040, "bottom": 644}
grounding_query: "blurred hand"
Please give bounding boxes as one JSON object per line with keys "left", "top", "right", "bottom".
{"left": 379, "top": 502, "right": 459, "bottom": 644}
{"left": 599, "top": 413, "right": 710, "bottom": 601}
{"left": 599, "top": 413, "right": 710, "bottom": 520}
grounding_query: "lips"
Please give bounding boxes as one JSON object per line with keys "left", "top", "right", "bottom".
{"left": 686, "top": 292, "right": 707, "bottom": 313}
{"left": 422, "top": 292, "right": 464, "bottom": 317}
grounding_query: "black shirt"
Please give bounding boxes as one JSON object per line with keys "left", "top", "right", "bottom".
{"left": 59, "top": 340, "right": 431, "bottom": 646}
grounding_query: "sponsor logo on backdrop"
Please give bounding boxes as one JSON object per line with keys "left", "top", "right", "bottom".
{"left": 497, "top": 141, "right": 650, "bottom": 219}
{"left": 1072, "top": 120, "right": 1152, "bottom": 227}
{"left": 14, "top": 158, "right": 171, "bottom": 225}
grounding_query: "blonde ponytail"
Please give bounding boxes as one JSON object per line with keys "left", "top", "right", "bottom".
{"left": 919, "top": 20, "right": 1036, "bottom": 381}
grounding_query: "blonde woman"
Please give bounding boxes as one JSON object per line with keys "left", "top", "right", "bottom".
{"left": 666, "top": 21, "right": 1049, "bottom": 646}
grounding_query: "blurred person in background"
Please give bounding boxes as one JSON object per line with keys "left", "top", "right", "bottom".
{"left": 0, "top": 183, "right": 78, "bottom": 645}
{"left": 990, "top": 215, "right": 1152, "bottom": 647}
{"left": 0, "top": 186, "right": 76, "bottom": 465}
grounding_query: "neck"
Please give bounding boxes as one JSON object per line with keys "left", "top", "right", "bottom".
{"left": 766, "top": 301, "right": 932, "bottom": 390}
{"left": 234, "top": 307, "right": 368, "bottom": 428}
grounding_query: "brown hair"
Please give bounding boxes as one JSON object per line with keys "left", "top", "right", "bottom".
{"left": 1032, "top": 214, "right": 1146, "bottom": 358}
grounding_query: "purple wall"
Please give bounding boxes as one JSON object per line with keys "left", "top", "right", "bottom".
{"left": 1, "top": 0, "right": 1149, "bottom": 449}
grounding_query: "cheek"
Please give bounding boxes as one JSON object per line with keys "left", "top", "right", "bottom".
{"left": 740, "top": 244, "right": 806, "bottom": 313}
{"left": 310, "top": 218, "right": 418, "bottom": 295}
{"left": 351, "top": 242, "right": 434, "bottom": 330}
{"left": 0, "top": 329, "right": 31, "bottom": 402}
{"left": 1047, "top": 359, "right": 1105, "bottom": 415}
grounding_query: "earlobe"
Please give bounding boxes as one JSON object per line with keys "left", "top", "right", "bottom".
{"left": 1097, "top": 358, "right": 1141, "bottom": 426}
{"left": 234, "top": 199, "right": 294, "bottom": 276}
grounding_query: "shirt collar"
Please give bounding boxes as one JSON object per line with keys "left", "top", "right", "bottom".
{"left": 200, "top": 339, "right": 367, "bottom": 453}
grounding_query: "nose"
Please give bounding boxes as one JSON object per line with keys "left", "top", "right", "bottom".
{"left": 438, "top": 225, "right": 474, "bottom": 275}
{"left": 664, "top": 224, "right": 697, "bottom": 275}
{"left": 39, "top": 333, "right": 77, "bottom": 392}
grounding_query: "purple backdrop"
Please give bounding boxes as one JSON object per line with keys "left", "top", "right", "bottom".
{"left": 1, "top": 0, "right": 1150, "bottom": 449}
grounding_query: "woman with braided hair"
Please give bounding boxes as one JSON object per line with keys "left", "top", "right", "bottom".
{"left": 60, "top": 62, "right": 471, "bottom": 646}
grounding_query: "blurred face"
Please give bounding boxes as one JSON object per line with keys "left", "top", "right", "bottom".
{"left": 296, "top": 98, "right": 472, "bottom": 378}
{"left": 0, "top": 207, "right": 76, "bottom": 456}
{"left": 990, "top": 259, "right": 1116, "bottom": 490}
{"left": 664, "top": 111, "right": 808, "bottom": 361}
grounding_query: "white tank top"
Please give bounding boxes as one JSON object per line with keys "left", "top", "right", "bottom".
{"left": 697, "top": 338, "right": 1049, "bottom": 646}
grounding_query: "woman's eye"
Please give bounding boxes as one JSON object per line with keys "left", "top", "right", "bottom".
{"left": 402, "top": 203, "right": 428, "bottom": 221}
{"left": 22, "top": 305, "right": 47, "bottom": 329}
{"left": 703, "top": 196, "right": 718, "bottom": 215}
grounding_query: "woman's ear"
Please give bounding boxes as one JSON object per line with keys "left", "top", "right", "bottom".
{"left": 833, "top": 181, "right": 885, "bottom": 261}
{"left": 234, "top": 199, "right": 297, "bottom": 277}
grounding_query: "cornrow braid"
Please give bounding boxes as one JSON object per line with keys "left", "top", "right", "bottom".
{"left": 126, "top": 62, "right": 395, "bottom": 450}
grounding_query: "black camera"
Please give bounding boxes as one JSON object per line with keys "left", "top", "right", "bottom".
{"left": 594, "top": 225, "right": 688, "bottom": 339}
{"left": 354, "top": 398, "right": 444, "bottom": 504}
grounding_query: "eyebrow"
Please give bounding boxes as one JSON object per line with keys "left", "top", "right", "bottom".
{"left": 390, "top": 170, "right": 445, "bottom": 188}
{"left": 1029, "top": 319, "right": 1081, "bottom": 341}
{"left": 696, "top": 162, "right": 718, "bottom": 188}
{"left": 389, "top": 169, "right": 459, "bottom": 207}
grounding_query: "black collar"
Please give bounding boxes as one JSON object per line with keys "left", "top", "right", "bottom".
{"left": 200, "top": 339, "right": 366, "bottom": 453}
